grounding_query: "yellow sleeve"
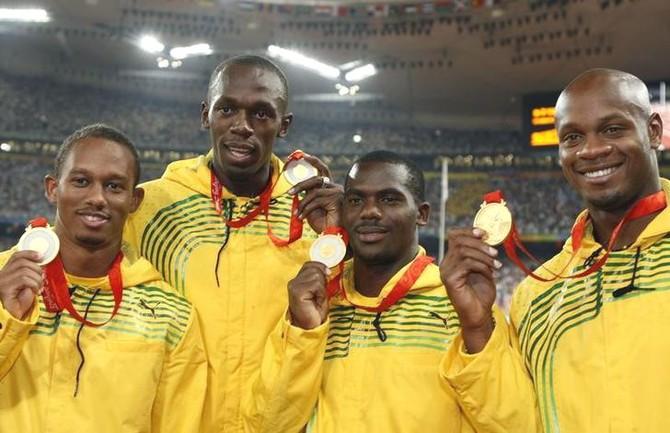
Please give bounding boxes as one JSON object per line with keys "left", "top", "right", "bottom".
{"left": 0, "top": 301, "right": 39, "bottom": 379}
{"left": 123, "top": 211, "right": 144, "bottom": 262}
{"left": 241, "top": 311, "right": 328, "bottom": 433}
{"left": 151, "top": 307, "right": 208, "bottom": 433}
{"left": 440, "top": 308, "right": 542, "bottom": 433}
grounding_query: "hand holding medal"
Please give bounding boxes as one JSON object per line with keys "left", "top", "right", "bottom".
{"left": 16, "top": 217, "right": 61, "bottom": 312}
{"left": 287, "top": 151, "right": 344, "bottom": 235}
{"left": 473, "top": 190, "right": 667, "bottom": 282}
{"left": 14, "top": 217, "right": 125, "bottom": 326}
{"left": 210, "top": 150, "right": 343, "bottom": 246}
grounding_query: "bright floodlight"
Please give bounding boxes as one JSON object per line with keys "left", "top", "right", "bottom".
{"left": 267, "top": 45, "right": 340, "bottom": 80}
{"left": 0, "top": 8, "right": 50, "bottom": 22}
{"left": 345, "top": 64, "right": 377, "bottom": 83}
{"left": 139, "top": 35, "right": 164, "bottom": 54}
{"left": 0, "top": 143, "right": 11, "bottom": 152}
{"left": 170, "top": 43, "right": 213, "bottom": 60}
{"left": 353, "top": 134, "right": 362, "bottom": 143}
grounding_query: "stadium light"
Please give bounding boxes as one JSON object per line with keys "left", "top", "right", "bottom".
{"left": 353, "top": 134, "right": 362, "bottom": 143}
{"left": 0, "top": 142, "right": 11, "bottom": 152}
{"left": 170, "top": 43, "right": 213, "bottom": 60}
{"left": 138, "top": 35, "right": 164, "bottom": 54}
{"left": 0, "top": 8, "right": 50, "bottom": 22}
{"left": 344, "top": 64, "right": 377, "bottom": 83}
{"left": 267, "top": 45, "right": 340, "bottom": 80}
{"left": 157, "top": 57, "right": 170, "bottom": 68}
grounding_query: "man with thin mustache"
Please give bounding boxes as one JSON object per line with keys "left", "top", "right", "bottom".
{"left": 278, "top": 151, "right": 519, "bottom": 432}
{"left": 0, "top": 123, "right": 206, "bottom": 433}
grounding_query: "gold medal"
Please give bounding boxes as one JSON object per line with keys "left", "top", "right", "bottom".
{"left": 283, "top": 159, "right": 318, "bottom": 186}
{"left": 18, "top": 226, "right": 60, "bottom": 265}
{"left": 310, "top": 234, "right": 347, "bottom": 268}
{"left": 473, "top": 200, "right": 512, "bottom": 246}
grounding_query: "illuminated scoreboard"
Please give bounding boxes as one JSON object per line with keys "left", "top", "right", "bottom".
{"left": 522, "top": 92, "right": 560, "bottom": 148}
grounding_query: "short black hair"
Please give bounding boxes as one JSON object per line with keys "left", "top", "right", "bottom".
{"left": 347, "top": 150, "right": 426, "bottom": 203}
{"left": 55, "top": 123, "right": 141, "bottom": 186}
{"left": 206, "top": 55, "right": 289, "bottom": 111}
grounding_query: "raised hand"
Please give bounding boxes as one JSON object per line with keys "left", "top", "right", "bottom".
{"left": 287, "top": 262, "right": 330, "bottom": 330}
{"left": 288, "top": 153, "right": 343, "bottom": 233}
{"left": 440, "top": 228, "right": 501, "bottom": 353}
{"left": 0, "top": 250, "right": 44, "bottom": 320}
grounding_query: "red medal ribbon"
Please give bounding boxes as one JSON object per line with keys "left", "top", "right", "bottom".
{"left": 486, "top": 190, "right": 667, "bottom": 281}
{"left": 29, "top": 217, "right": 124, "bottom": 326}
{"left": 328, "top": 252, "right": 434, "bottom": 312}
{"left": 315, "top": 226, "right": 350, "bottom": 297}
{"left": 209, "top": 150, "right": 310, "bottom": 246}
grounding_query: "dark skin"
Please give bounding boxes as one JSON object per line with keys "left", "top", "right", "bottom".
{"left": 287, "top": 161, "right": 429, "bottom": 330}
{"left": 0, "top": 138, "right": 143, "bottom": 320}
{"left": 441, "top": 69, "right": 664, "bottom": 353}
{"left": 201, "top": 63, "right": 341, "bottom": 233}
{"left": 342, "top": 162, "right": 429, "bottom": 297}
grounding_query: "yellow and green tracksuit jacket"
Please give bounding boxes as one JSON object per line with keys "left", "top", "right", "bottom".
{"left": 443, "top": 178, "right": 670, "bottom": 433}
{"left": 124, "top": 152, "right": 325, "bottom": 433}
{"left": 0, "top": 249, "right": 207, "bottom": 433}
{"left": 301, "top": 250, "right": 476, "bottom": 433}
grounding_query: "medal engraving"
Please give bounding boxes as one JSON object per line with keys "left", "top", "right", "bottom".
{"left": 18, "top": 227, "right": 60, "bottom": 265}
{"left": 284, "top": 159, "right": 318, "bottom": 186}
{"left": 473, "top": 201, "right": 512, "bottom": 246}
{"left": 310, "top": 234, "right": 347, "bottom": 268}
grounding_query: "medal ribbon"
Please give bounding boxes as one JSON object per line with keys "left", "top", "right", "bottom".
{"left": 327, "top": 252, "right": 434, "bottom": 312}
{"left": 484, "top": 190, "right": 667, "bottom": 281}
{"left": 210, "top": 150, "right": 309, "bottom": 246}
{"left": 28, "top": 217, "right": 124, "bottom": 326}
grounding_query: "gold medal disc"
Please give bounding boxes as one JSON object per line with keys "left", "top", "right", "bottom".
{"left": 310, "top": 234, "right": 347, "bottom": 268}
{"left": 18, "top": 226, "right": 60, "bottom": 265}
{"left": 473, "top": 201, "right": 512, "bottom": 246}
{"left": 284, "top": 159, "right": 318, "bottom": 186}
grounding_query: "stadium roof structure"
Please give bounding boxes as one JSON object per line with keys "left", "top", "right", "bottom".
{"left": 0, "top": 0, "right": 668, "bottom": 129}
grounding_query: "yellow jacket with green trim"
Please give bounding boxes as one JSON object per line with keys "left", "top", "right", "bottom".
{"left": 304, "top": 250, "right": 476, "bottom": 433}
{"left": 0, "top": 249, "right": 207, "bottom": 433}
{"left": 124, "top": 153, "right": 321, "bottom": 433}
{"left": 443, "top": 178, "right": 670, "bottom": 433}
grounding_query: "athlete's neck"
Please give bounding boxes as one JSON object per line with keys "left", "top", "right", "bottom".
{"left": 353, "top": 245, "right": 419, "bottom": 298}
{"left": 588, "top": 185, "right": 664, "bottom": 249}
{"left": 212, "top": 161, "right": 271, "bottom": 198}
{"left": 55, "top": 231, "right": 121, "bottom": 278}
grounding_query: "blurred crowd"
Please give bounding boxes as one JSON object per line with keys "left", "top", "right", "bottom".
{"left": 1, "top": 73, "right": 522, "bottom": 156}
{"left": 1, "top": 73, "right": 584, "bottom": 307}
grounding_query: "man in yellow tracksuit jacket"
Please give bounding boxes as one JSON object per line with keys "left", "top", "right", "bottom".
{"left": 280, "top": 151, "right": 527, "bottom": 432}
{"left": 440, "top": 69, "right": 670, "bottom": 433}
{"left": 124, "top": 56, "right": 340, "bottom": 432}
{"left": 0, "top": 124, "right": 207, "bottom": 433}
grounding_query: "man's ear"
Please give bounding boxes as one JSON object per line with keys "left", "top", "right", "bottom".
{"left": 44, "top": 174, "right": 58, "bottom": 205}
{"left": 278, "top": 113, "right": 293, "bottom": 138}
{"left": 416, "top": 201, "right": 431, "bottom": 227}
{"left": 130, "top": 187, "right": 145, "bottom": 213}
{"left": 201, "top": 101, "right": 210, "bottom": 129}
{"left": 648, "top": 112, "right": 663, "bottom": 150}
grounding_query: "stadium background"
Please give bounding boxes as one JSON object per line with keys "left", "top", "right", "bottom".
{"left": 1, "top": 0, "right": 669, "bottom": 309}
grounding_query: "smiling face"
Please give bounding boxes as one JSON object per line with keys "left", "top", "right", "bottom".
{"left": 201, "top": 63, "right": 292, "bottom": 184}
{"left": 556, "top": 71, "right": 663, "bottom": 214}
{"left": 343, "top": 161, "right": 430, "bottom": 266}
{"left": 45, "top": 137, "right": 143, "bottom": 250}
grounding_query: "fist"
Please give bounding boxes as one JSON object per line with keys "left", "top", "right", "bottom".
{"left": 440, "top": 228, "right": 500, "bottom": 353}
{"left": 0, "top": 250, "right": 44, "bottom": 320}
{"left": 287, "top": 262, "right": 330, "bottom": 330}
